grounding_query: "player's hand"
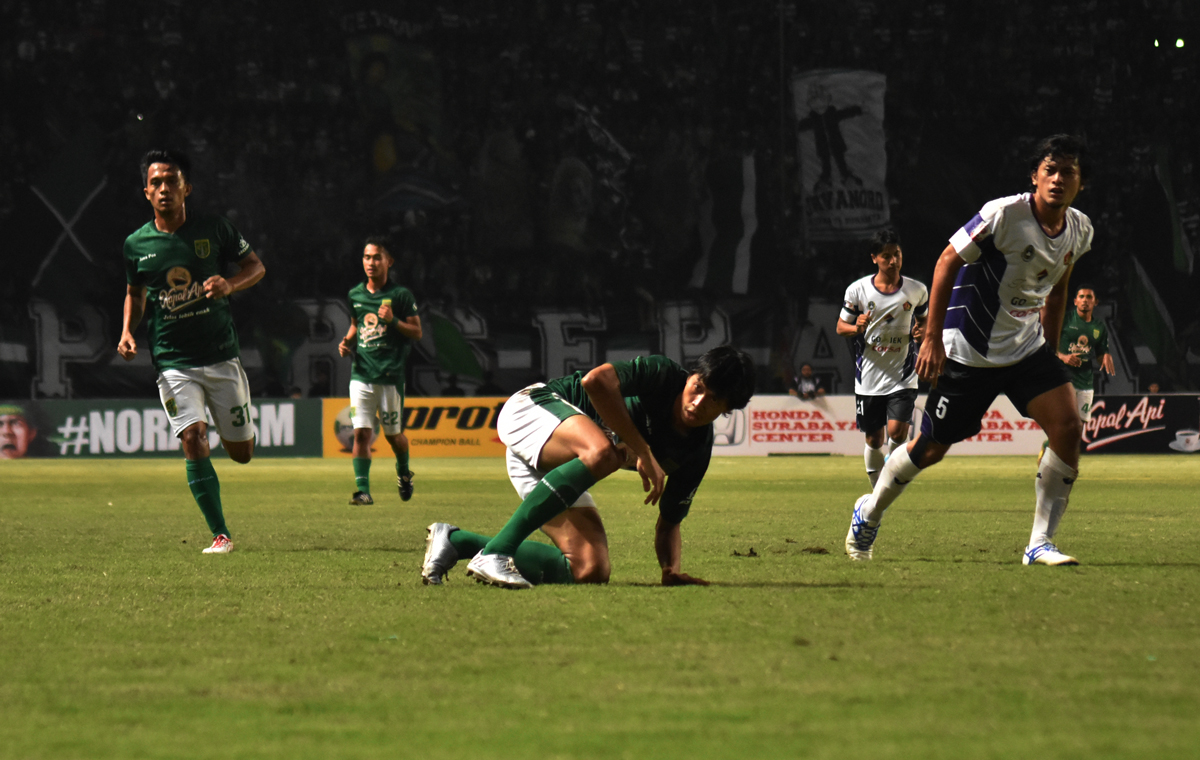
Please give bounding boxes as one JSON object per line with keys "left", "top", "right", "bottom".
{"left": 1058, "top": 351, "right": 1082, "bottom": 367}
{"left": 915, "top": 334, "right": 946, "bottom": 385}
{"left": 203, "top": 275, "right": 233, "bottom": 300}
{"left": 636, "top": 451, "right": 666, "bottom": 506}
{"left": 662, "top": 569, "right": 710, "bottom": 587}
{"left": 117, "top": 334, "right": 137, "bottom": 361}
{"left": 378, "top": 304, "right": 394, "bottom": 323}
{"left": 855, "top": 311, "right": 872, "bottom": 334}
{"left": 1102, "top": 354, "right": 1115, "bottom": 375}
{"left": 911, "top": 323, "right": 924, "bottom": 341}
{"left": 338, "top": 338, "right": 353, "bottom": 357}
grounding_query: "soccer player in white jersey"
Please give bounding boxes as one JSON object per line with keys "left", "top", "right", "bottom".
{"left": 845, "top": 134, "right": 1092, "bottom": 566}
{"left": 836, "top": 229, "right": 928, "bottom": 487}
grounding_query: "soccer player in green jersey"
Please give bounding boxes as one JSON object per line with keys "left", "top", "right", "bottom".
{"left": 338, "top": 238, "right": 422, "bottom": 505}
{"left": 1056, "top": 285, "right": 1114, "bottom": 422}
{"left": 117, "top": 150, "right": 266, "bottom": 554}
{"left": 421, "top": 346, "right": 756, "bottom": 588}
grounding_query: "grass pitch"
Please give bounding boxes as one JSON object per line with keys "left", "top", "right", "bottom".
{"left": 1, "top": 454, "right": 1197, "bottom": 760}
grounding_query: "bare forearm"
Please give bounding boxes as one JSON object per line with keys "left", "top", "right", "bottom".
{"left": 835, "top": 319, "right": 859, "bottom": 337}
{"left": 227, "top": 257, "right": 266, "bottom": 292}
{"left": 122, "top": 293, "right": 144, "bottom": 335}
{"left": 393, "top": 316, "right": 422, "bottom": 341}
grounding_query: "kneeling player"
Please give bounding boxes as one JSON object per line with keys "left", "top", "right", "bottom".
{"left": 845, "top": 135, "right": 1092, "bottom": 566}
{"left": 421, "top": 346, "right": 756, "bottom": 588}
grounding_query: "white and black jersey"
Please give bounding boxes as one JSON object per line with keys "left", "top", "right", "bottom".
{"left": 945, "top": 193, "right": 1093, "bottom": 367}
{"left": 840, "top": 275, "right": 929, "bottom": 395}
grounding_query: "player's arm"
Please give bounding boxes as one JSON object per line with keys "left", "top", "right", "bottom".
{"left": 338, "top": 323, "right": 357, "bottom": 358}
{"left": 915, "top": 244, "right": 965, "bottom": 383}
{"left": 580, "top": 363, "right": 665, "bottom": 505}
{"left": 117, "top": 285, "right": 146, "bottom": 361}
{"left": 836, "top": 315, "right": 870, "bottom": 337}
{"left": 204, "top": 252, "right": 266, "bottom": 300}
{"left": 390, "top": 314, "right": 422, "bottom": 341}
{"left": 1100, "top": 352, "right": 1115, "bottom": 375}
{"left": 1040, "top": 263, "right": 1074, "bottom": 351}
{"left": 655, "top": 514, "right": 709, "bottom": 586}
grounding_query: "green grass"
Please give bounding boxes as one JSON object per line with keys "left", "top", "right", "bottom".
{"left": 1, "top": 455, "right": 1198, "bottom": 760}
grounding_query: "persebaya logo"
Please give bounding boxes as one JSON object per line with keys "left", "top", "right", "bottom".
{"left": 1093, "top": 328, "right": 1100, "bottom": 339}
{"left": 165, "top": 398, "right": 178, "bottom": 416}
{"left": 194, "top": 239, "right": 211, "bottom": 259}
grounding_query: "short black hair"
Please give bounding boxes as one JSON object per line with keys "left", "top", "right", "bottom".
{"left": 363, "top": 236, "right": 393, "bottom": 260}
{"left": 868, "top": 228, "right": 901, "bottom": 257}
{"left": 691, "top": 346, "right": 756, "bottom": 411}
{"left": 140, "top": 149, "right": 191, "bottom": 184}
{"left": 1074, "top": 283, "right": 1098, "bottom": 298}
{"left": 1028, "top": 134, "right": 1087, "bottom": 181}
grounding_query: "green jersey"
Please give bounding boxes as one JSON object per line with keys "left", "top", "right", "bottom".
{"left": 348, "top": 281, "right": 419, "bottom": 385}
{"left": 1059, "top": 310, "right": 1109, "bottom": 390}
{"left": 123, "top": 214, "right": 252, "bottom": 371}
{"left": 540, "top": 355, "right": 711, "bottom": 524}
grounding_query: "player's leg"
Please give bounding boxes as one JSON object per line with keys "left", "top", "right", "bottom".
{"left": 206, "top": 358, "right": 256, "bottom": 465}
{"left": 1016, "top": 372, "right": 1082, "bottom": 565}
{"left": 467, "top": 389, "right": 622, "bottom": 587}
{"left": 847, "top": 362, "right": 995, "bottom": 560}
{"left": 348, "top": 380, "right": 378, "bottom": 504}
{"left": 540, "top": 507, "right": 611, "bottom": 583}
{"left": 884, "top": 389, "right": 918, "bottom": 456}
{"left": 858, "top": 394, "right": 887, "bottom": 488}
{"left": 423, "top": 522, "right": 575, "bottom": 586}
{"left": 378, "top": 385, "right": 413, "bottom": 501}
{"left": 159, "top": 369, "right": 231, "bottom": 553}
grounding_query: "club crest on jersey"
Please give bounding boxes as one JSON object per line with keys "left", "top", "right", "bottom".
{"left": 867, "top": 301, "right": 876, "bottom": 312}
{"left": 903, "top": 302, "right": 912, "bottom": 311}
{"left": 1093, "top": 329, "right": 1100, "bottom": 338}
{"left": 165, "top": 398, "right": 178, "bottom": 416}
{"left": 194, "top": 239, "right": 211, "bottom": 259}
{"left": 1021, "top": 245, "right": 1035, "bottom": 262}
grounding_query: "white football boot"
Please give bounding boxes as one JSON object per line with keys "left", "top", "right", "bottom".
{"left": 845, "top": 494, "right": 879, "bottom": 561}
{"left": 421, "top": 523, "right": 459, "bottom": 585}
{"left": 1022, "top": 542, "right": 1079, "bottom": 566}
{"left": 465, "top": 552, "right": 533, "bottom": 589}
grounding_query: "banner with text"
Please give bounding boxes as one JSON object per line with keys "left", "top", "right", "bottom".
{"left": 1084, "top": 393, "right": 1200, "bottom": 454}
{"left": 714, "top": 395, "right": 1044, "bottom": 456}
{"left": 0, "top": 399, "right": 323, "bottom": 458}
{"left": 321, "top": 396, "right": 508, "bottom": 458}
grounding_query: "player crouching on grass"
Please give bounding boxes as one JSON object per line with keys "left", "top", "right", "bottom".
{"left": 845, "top": 134, "right": 1093, "bottom": 567}
{"left": 421, "top": 346, "right": 756, "bottom": 588}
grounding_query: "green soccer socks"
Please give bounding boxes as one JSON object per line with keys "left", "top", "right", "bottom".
{"left": 451, "top": 529, "right": 573, "bottom": 585}
{"left": 482, "top": 458, "right": 597, "bottom": 557}
{"left": 186, "top": 457, "right": 228, "bottom": 538}
{"left": 353, "top": 457, "right": 371, "bottom": 494}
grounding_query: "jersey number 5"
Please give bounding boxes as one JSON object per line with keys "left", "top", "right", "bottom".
{"left": 935, "top": 396, "right": 949, "bottom": 419}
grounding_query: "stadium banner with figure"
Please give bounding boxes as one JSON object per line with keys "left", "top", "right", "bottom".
{"left": 0, "top": 399, "right": 322, "bottom": 458}
{"left": 1084, "top": 393, "right": 1200, "bottom": 454}
{"left": 792, "top": 69, "right": 890, "bottom": 241}
{"left": 715, "top": 394, "right": 1045, "bottom": 456}
{"left": 321, "top": 396, "right": 507, "bottom": 458}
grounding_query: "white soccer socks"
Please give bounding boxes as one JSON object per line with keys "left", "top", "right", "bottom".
{"left": 864, "top": 444, "right": 886, "bottom": 488}
{"left": 887, "top": 436, "right": 905, "bottom": 457}
{"left": 1031, "top": 447, "right": 1078, "bottom": 547}
{"left": 865, "top": 443, "right": 922, "bottom": 524}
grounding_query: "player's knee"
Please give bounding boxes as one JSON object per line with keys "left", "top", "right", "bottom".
{"left": 571, "top": 557, "right": 611, "bottom": 584}
{"left": 579, "top": 442, "right": 623, "bottom": 477}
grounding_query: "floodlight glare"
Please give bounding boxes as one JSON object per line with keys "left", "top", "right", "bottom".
{"left": 1176, "top": 39, "right": 1184, "bottom": 48}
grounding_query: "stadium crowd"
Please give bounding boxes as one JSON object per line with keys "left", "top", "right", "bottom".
{"left": 1, "top": 0, "right": 1197, "bottom": 392}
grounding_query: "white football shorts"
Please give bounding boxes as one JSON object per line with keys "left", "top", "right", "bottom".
{"left": 498, "top": 384, "right": 596, "bottom": 509}
{"left": 156, "top": 357, "right": 255, "bottom": 441}
{"left": 1075, "top": 388, "right": 1094, "bottom": 422}
{"left": 349, "top": 379, "right": 404, "bottom": 435}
